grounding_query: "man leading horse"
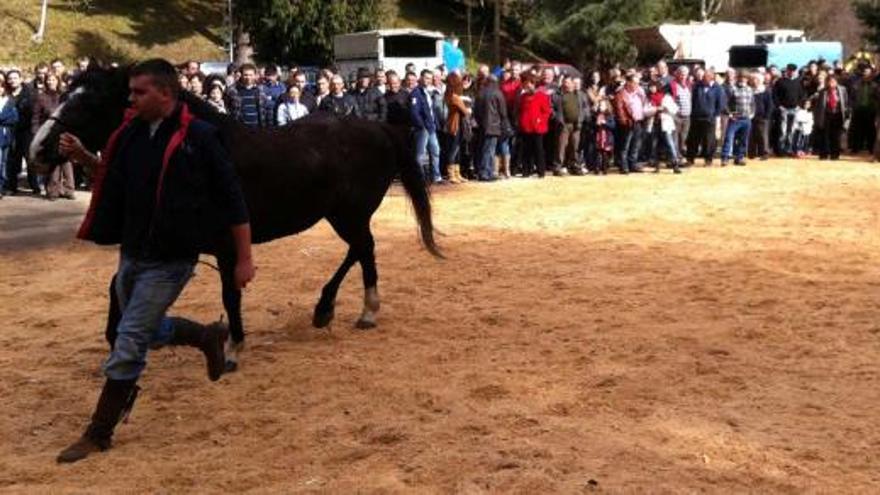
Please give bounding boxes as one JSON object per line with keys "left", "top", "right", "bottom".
{"left": 55, "top": 58, "right": 255, "bottom": 463}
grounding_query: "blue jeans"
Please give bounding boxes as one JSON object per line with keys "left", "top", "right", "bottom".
{"left": 496, "top": 136, "right": 511, "bottom": 157}
{"left": 778, "top": 108, "right": 798, "bottom": 155}
{"left": 617, "top": 122, "right": 643, "bottom": 172}
{"left": 103, "top": 256, "right": 196, "bottom": 380}
{"left": 479, "top": 135, "right": 499, "bottom": 180}
{"left": 722, "top": 117, "right": 752, "bottom": 161}
{"left": 0, "top": 147, "right": 8, "bottom": 191}
{"left": 414, "top": 128, "right": 441, "bottom": 182}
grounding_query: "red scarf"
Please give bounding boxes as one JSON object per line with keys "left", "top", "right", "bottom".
{"left": 828, "top": 89, "right": 838, "bottom": 112}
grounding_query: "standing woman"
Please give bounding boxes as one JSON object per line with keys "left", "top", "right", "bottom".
{"left": 0, "top": 74, "right": 19, "bottom": 199}
{"left": 517, "top": 72, "right": 552, "bottom": 178}
{"left": 443, "top": 72, "right": 471, "bottom": 184}
{"left": 33, "top": 73, "right": 74, "bottom": 199}
{"left": 814, "top": 75, "right": 849, "bottom": 161}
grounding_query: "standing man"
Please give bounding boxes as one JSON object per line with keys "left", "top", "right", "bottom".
{"left": 553, "top": 76, "right": 586, "bottom": 176}
{"left": 319, "top": 75, "right": 360, "bottom": 117}
{"left": 384, "top": 71, "right": 411, "bottom": 127}
{"left": 55, "top": 59, "right": 254, "bottom": 463}
{"left": 720, "top": 71, "right": 755, "bottom": 166}
{"left": 261, "top": 65, "right": 287, "bottom": 115}
{"left": 773, "top": 64, "right": 804, "bottom": 156}
{"left": 474, "top": 75, "right": 508, "bottom": 181}
{"left": 687, "top": 68, "right": 724, "bottom": 166}
{"left": 411, "top": 69, "right": 442, "bottom": 184}
{"left": 226, "top": 63, "right": 273, "bottom": 128}
{"left": 848, "top": 64, "right": 877, "bottom": 154}
{"left": 4, "top": 70, "right": 38, "bottom": 195}
{"left": 671, "top": 66, "right": 692, "bottom": 162}
{"left": 614, "top": 74, "right": 648, "bottom": 174}
{"left": 352, "top": 68, "right": 387, "bottom": 122}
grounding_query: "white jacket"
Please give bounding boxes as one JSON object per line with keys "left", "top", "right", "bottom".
{"left": 659, "top": 94, "right": 679, "bottom": 133}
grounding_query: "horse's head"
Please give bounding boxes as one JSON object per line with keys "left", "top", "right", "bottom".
{"left": 30, "top": 66, "right": 130, "bottom": 174}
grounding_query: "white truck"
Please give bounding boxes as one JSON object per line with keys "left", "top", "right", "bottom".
{"left": 333, "top": 28, "right": 445, "bottom": 82}
{"left": 627, "top": 22, "right": 756, "bottom": 71}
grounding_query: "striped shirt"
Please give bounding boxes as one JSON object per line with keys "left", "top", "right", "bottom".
{"left": 671, "top": 80, "right": 691, "bottom": 117}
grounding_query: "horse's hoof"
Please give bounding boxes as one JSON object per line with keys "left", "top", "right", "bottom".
{"left": 355, "top": 318, "right": 377, "bottom": 330}
{"left": 313, "top": 308, "right": 335, "bottom": 328}
{"left": 225, "top": 360, "right": 238, "bottom": 373}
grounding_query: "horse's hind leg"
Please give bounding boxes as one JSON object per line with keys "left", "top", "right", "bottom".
{"left": 354, "top": 227, "right": 380, "bottom": 330}
{"left": 218, "top": 253, "right": 245, "bottom": 372}
{"left": 313, "top": 249, "right": 357, "bottom": 328}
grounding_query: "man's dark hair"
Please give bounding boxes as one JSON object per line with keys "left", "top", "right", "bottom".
{"left": 405, "top": 71, "right": 417, "bottom": 80}
{"left": 239, "top": 63, "right": 257, "bottom": 74}
{"left": 385, "top": 70, "right": 398, "bottom": 79}
{"left": 131, "top": 58, "right": 180, "bottom": 97}
{"left": 420, "top": 69, "right": 433, "bottom": 77}
{"left": 265, "top": 64, "right": 279, "bottom": 76}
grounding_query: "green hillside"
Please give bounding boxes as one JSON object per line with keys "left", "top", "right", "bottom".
{"left": 0, "top": 0, "right": 535, "bottom": 70}
{"left": 0, "top": 0, "right": 227, "bottom": 68}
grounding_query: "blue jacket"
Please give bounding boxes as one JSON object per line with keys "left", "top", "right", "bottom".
{"left": 691, "top": 81, "right": 725, "bottom": 120}
{"left": 0, "top": 98, "right": 18, "bottom": 149}
{"left": 409, "top": 86, "right": 437, "bottom": 132}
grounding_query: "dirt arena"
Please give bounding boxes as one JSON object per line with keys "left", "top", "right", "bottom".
{"left": 1, "top": 158, "right": 879, "bottom": 493}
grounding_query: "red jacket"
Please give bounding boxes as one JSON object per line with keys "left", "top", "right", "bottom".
{"left": 518, "top": 90, "right": 551, "bottom": 134}
{"left": 500, "top": 79, "right": 521, "bottom": 113}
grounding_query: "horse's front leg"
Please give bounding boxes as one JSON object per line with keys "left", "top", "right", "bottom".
{"left": 218, "top": 253, "right": 245, "bottom": 372}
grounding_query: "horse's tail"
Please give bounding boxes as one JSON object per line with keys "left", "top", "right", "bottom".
{"left": 386, "top": 125, "right": 443, "bottom": 259}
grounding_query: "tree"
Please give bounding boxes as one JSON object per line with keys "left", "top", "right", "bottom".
{"left": 700, "top": 0, "right": 724, "bottom": 21}
{"left": 525, "top": 0, "right": 672, "bottom": 67}
{"left": 235, "top": 0, "right": 381, "bottom": 66}
{"left": 855, "top": 0, "right": 880, "bottom": 49}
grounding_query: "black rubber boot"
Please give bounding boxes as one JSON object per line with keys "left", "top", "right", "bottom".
{"left": 168, "top": 317, "right": 228, "bottom": 381}
{"left": 57, "top": 379, "right": 139, "bottom": 464}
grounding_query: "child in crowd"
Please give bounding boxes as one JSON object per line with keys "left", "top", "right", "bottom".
{"left": 793, "top": 99, "right": 814, "bottom": 158}
{"left": 206, "top": 81, "right": 228, "bottom": 114}
{"left": 594, "top": 99, "right": 615, "bottom": 175}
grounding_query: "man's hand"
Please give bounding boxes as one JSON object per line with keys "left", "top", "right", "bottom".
{"left": 235, "top": 257, "right": 255, "bottom": 290}
{"left": 59, "top": 133, "right": 98, "bottom": 166}
{"left": 230, "top": 223, "right": 255, "bottom": 290}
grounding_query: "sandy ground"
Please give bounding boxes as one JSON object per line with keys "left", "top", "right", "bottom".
{"left": 1, "top": 158, "right": 879, "bottom": 493}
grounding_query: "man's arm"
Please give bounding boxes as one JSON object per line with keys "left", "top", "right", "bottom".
{"left": 59, "top": 132, "right": 100, "bottom": 170}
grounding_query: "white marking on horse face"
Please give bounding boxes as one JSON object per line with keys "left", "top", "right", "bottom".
{"left": 29, "top": 87, "right": 83, "bottom": 163}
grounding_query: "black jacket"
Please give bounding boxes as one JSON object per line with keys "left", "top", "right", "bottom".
{"left": 11, "top": 86, "right": 33, "bottom": 136}
{"left": 474, "top": 84, "right": 509, "bottom": 137}
{"left": 384, "top": 89, "right": 411, "bottom": 126}
{"left": 353, "top": 87, "right": 387, "bottom": 122}
{"left": 753, "top": 90, "right": 775, "bottom": 120}
{"left": 774, "top": 77, "right": 804, "bottom": 109}
{"left": 78, "top": 104, "right": 249, "bottom": 260}
{"left": 318, "top": 93, "right": 360, "bottom": 118}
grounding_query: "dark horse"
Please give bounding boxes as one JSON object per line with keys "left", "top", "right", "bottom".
{"left": 30, "top": 66, "right": 441, "bottom": 371}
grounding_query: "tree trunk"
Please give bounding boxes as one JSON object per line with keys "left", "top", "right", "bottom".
{"left": 32, "top": 0, "right": 49, "bottom": 43}
{"left": 234, "top": 21, "right": 254, "bottom": 65}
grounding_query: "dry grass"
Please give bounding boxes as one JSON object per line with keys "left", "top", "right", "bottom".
{"left": 0, "top": 0, "right": 226, "bottom": 69}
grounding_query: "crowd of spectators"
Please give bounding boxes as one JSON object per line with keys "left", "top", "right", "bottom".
{"left": 1, "top": 54, "right": 878, "bottom": 199}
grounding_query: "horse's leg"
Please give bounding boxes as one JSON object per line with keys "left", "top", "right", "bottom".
{"left": 105, "top": 274, "right": 121, "bottom": 350}
{"left": 354, "top": 225, "right": 380, "bottom": 330}
{"left": 218, "top": 253, "right": 245, "bottom": 372}
{"left": 313, "top": 248, "right": 358, "bottom": 328}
